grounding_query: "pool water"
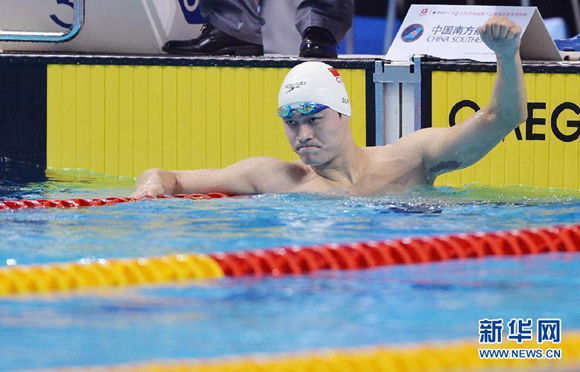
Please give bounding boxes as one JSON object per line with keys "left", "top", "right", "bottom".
{"left": 1, "top": 173, "right": 579, "bottom": 267}
{"left": 0, "top": 164, "right": 579, "bottom": 370}
{"left": 1, "top": 254, "right": 579, "bottom": 370}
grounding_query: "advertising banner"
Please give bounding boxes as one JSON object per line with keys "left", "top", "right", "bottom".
{"left": 430, "top": 69, "right": 579, "bottom": 189}
{"left": 387, "top": 5, "right": 561, "bottom": 62}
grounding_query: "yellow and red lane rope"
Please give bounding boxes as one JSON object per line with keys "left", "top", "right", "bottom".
{"left": 1, "top": 224, "right": 578, "bottom": 296}
{"left": 42, "top": 332, "right": 580, "bottom": 371}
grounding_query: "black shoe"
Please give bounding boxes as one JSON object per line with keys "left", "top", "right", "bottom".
{"left": 299, "top": 26, "right": 338, "bottom": 59}
{"left": 163, "top": 24, "right": 264, "bottom": 56}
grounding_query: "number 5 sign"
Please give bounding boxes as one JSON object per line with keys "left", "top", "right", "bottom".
{"left": 178, "top": 0, "right": 204, "bottom": 24}
{"left": 50, "top": 0, "right": 75, "bottom": 29}
{"left": 0, "top": 0, "right": 206, "bottom": 54}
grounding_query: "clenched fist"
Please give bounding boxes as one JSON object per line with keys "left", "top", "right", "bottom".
{"left": 478, "top": 16, "right": 522, "bottom": 58}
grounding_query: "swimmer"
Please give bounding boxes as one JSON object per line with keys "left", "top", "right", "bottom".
{"left": 133, "top": 16, "right": 527, "bottom": 198}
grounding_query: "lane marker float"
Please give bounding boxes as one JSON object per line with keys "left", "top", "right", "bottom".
{"left": 0, "top": 193, "right": 230, "bottom": 210}
{"left": 1, "top": 224, "right": 578, "bottom": 296}
{"left": 42, "top": 332, "right": 580, "bottom": 371}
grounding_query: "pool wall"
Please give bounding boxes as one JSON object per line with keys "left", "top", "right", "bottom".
{"left": 0, "top": 55, "right": 375, "bottom": 178}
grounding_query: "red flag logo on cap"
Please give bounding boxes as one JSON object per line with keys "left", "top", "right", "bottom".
{"left": 328, "top": 68, "right": 343, "bottom": 83}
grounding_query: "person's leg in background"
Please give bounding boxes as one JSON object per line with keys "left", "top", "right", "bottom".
{"left": 296, "top": 0, "right": 354, "bottom": 58}
{"left": 261, "top": 0, "right": 303, "bottom": 55}
{"left": 163, "top": 0, "right": 264, "bottom": 56}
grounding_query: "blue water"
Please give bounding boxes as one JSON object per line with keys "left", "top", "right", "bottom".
{"left": 1, "top": 188, "right": 579, "bottom": 267}
{"left": 0, "top": 165, "right": 579, "bottom": 370}
{"left": 1, "top": 255, "right": 579, "bottom": 370}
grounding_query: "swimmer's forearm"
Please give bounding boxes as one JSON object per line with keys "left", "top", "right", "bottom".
{"left": 172, "top": 169, "right": 223, "bottom": 194}
{"left": 135, "top": 168, "right": 226, "bottom": 196}
{"left": 487, "top": 51, "right": 527, "bottom": 130}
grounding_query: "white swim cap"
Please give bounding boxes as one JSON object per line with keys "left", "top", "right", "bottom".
{"left": 278, "top": 61, "right": 351, "bottom": 117}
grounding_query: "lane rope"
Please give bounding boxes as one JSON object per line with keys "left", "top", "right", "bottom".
{"left": 1, "top": 224, "right": 578, "bottom": 296}
{"left": 0, "top": 193, "right": 230, "bottom": 210}
{"left": 210, "top": 224, "right": 579, "bottom": 276}
{"left": 41, "top": 332, "right": 580, "bottom": 371}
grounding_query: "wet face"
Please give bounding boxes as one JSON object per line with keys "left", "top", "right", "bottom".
{"left": 282, "top": 108, "right": 350, "bottom": 166}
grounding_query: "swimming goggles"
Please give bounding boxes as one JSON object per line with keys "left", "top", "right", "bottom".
{"left": 277, "top": 102, "right": 329, "bottom": 118}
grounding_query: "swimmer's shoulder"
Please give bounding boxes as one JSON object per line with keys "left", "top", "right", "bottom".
{"left": 238, "top": 156, "right": 311, "bottom": 193}
{"left": 258, "top": 157, "right": 311, "bottom": 180}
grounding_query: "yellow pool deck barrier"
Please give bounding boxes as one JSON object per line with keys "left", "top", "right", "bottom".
{"left": 46, "top": 63, "right": 369, "bottom": 178}
{"left": 0, "top": 54, "right": 373, "bottom": 179}
{"left": 429, "top": 66, "right": 580, "bottom": 189}
{"left": 0, "top": 54, "right": 578, "bottom": 189}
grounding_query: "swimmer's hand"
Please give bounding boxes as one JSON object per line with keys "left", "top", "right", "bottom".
{"left": 131, "top": 168, "right": 176, "bottom": 199}
{"left": 478, "top": 16, "right": 522, "bottom": 58}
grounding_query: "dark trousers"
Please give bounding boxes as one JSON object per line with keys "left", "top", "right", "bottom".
{"left": 201, "top": 0, "right": 354, "bottom": 44}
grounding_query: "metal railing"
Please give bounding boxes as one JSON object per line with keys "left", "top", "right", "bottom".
{"left": 0, "top": 0, "right": 84, "bottom": 42}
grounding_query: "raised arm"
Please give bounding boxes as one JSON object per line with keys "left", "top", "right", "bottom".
{"left": 131, "top": 157, "right": 298, "bottom": 198}
{"left": 402, "top": 16, "right": 527, "bottom": 182}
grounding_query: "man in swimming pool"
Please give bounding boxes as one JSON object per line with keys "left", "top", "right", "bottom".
{"left": 133, "top": 16, "right": 527, "bottom": 198}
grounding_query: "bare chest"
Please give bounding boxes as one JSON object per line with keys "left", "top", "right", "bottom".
{"left": 290, "top": 156, "right": 428, "bottom": 196}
